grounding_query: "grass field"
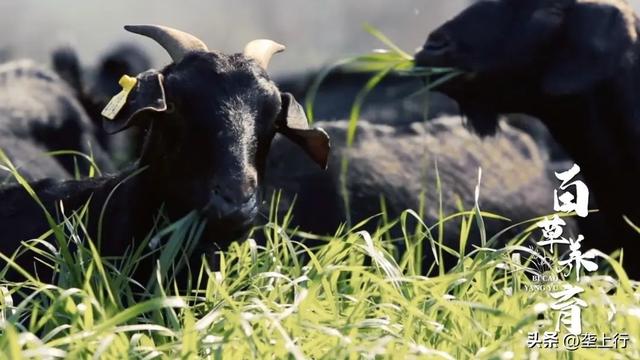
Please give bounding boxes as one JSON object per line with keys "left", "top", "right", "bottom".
{"left": 1, "top": 163, "right": 638, "bottom": 359}
{"left": 1, "top": 30, "right": 639, "bottom": 360}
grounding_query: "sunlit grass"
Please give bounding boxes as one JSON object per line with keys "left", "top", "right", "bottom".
{"left": 0, "top": 153, "right": 638, "bottom": 358}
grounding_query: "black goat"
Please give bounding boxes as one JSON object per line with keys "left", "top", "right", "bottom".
{"left": 0, "top": 25, "right": 329, "bottom": 283}
{"left": 415, "top": 0, "right": 640, "bottom": 277}
{"left": 265, "top": 117, "right": 573, "bottom": 267}
{"left": 0, "top": 60, "right": 113, "bottom": 182}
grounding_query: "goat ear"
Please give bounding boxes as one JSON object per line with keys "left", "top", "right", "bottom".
{"left": 102, "top": 70, "right": 167, "bottom": 134}
{"left": 542, "top": 2, "right": 636, "bottom": 95}
{"left": 276, "top": 92, "right": 330, "bottom": 169}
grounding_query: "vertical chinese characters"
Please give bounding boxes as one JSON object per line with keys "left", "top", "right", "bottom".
{"left": 530, "top": 163, "right": 601, "bottom": 345}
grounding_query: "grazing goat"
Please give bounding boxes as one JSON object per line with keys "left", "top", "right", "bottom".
{"left": 265, "top": 117, "right": 573, "bottom": 267}
{"left": 0, "top": 25, "right": 329, "bottom": 283}
{"left": 414, "top": 0, "right": 640, "bottom": 277}
{"left": 0, "top": 60, "right": 113, "bottom": 182}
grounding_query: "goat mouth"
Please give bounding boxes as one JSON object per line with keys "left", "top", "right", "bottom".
{"left": 414, "top": 46, "right": 452, "bottom": 68}
{"left": 416, "top": 69, "right": 474, "bottom": 97}
{"left": 196, "top": 207, "right": 257, "bottom": 251}
{"left": 414, "top": 49, "right": 476, "bottom": 82}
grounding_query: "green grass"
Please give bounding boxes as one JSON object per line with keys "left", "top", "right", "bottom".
{"left": 1, "top": 26, "right": 639, "bottom": 360}
{"left": 0, "top": 156, "right": 638, "bottom": 359}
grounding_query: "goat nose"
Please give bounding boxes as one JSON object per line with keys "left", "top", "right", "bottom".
{"left": 208, "top": 186, "right": 257, "bottom": 220}
{"left": 212, "top": 185, "right": 254, "bottom": 206}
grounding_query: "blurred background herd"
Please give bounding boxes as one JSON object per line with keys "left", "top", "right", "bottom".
{"left": 0, "top": 0, "right": 483, "bottom": 75}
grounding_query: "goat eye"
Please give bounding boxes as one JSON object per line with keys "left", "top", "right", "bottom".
{"left": 166, "top": 102, "right": 176, "bottom": 113}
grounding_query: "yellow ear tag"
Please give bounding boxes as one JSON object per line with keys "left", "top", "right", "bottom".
{"left": 101, "top": 75, "right": 138, "bottom": 120}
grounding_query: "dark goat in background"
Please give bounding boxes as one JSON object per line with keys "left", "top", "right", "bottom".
{"left": 265, "top": 117, "right": 574, "bottom": 268}
{"left": 0, "top": 25, "right": 329, "bottom": 284}
{"left": 415, "top": 0, "right": 640, "bottom": 277}
{"left": 0, "top": 60, "right": 113, "bottom": 182}
{"left": 53, "top": 43, "right": 152, "bottom": 162}
{"left": 278, "top": 68, "right": 571, "bottom": 169}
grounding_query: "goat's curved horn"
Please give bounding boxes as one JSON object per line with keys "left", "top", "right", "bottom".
{"left": 124, "top": 24, "right": 208, "bottom": 63}
{"left": 243, "top": 39, "right": 285, "bottom": 70}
